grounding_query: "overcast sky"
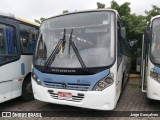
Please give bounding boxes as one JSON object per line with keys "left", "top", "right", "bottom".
{"left": 0, "top": 0, "right": 159, "bottom": 22}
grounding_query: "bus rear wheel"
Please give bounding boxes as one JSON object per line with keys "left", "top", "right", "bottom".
{"left": 22, "top": 75, "right": 34, "bottom": 101}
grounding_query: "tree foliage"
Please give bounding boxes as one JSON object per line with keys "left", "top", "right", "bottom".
{"left": 63, "top": 10, "right": 69, "bottom": 13}
{"left": 97, "top": 2, "right": 105, "bottom": 9}
{"left": 111, "top": 1, "right": 131, "bottom": 17}
{"left": 110, "top": 0, "right": 148, "bottom": 71}
{"left": 110, "top": 1, "right": 147, "bottom": 46}
{"left": 34, "top": 17, "right": 46, "bottom": 24}
{"left": 145, "top": 5, "right": 160, "bottom": 22}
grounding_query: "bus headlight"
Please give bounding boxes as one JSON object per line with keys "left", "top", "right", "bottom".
{"left": 150, "top": 72, "right": 158, "bottom": 78}
{"left": 31, "top": 72, "right": 41, "bottom": 85}
{"left": 105, "top": 77, "right": 113, "bottom": 84}
{"left": 150, "top": 68, "right": 160, "bottom": 84}
{"left": 150, "top": 68, "right": 158, "bottom": 79}
{"left": 98, "top": 82, "right": 106, "bottom": 88}
{"left": 93, "top": 73, "right": 114, "bottom": 91}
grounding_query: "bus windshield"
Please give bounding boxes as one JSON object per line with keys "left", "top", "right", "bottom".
{"left": 34, "top": 11, "right": 115, "bottom": 69}
{"left": 151, "top": 17, "right": 160, "bottom": 64}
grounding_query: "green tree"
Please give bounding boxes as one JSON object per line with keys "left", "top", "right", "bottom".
{"left": 110, "top": 0, "right": 147, "bottom": 43}
{"left": 110, "top": 0, "right": 147, "bottom": 71}
{"left": 145, "top": 5, "right": 160, "bottom": 22}
{"left": 111, "top": 0, "right": 130, "bottom": 17}
{"left": 34, "top": 17, "right": 46, "bottom": 24}
{"left": 63, "top": 10, "right": 69, "bottom": 13}
{"left": 97, "top": 2, "right": 105, "bottom": 9}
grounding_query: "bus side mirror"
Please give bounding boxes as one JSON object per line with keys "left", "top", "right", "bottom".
{"left": 120, "top": 27, "right": 126, "bottom": 40}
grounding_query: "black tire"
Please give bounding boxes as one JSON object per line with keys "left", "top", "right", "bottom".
{"left": 22, "top": 75, "right": 34, "bottom": 101}
{"left": 147, "top": 98, "right": 154, "bottom": 105}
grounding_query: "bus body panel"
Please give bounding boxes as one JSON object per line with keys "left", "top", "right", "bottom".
{"left": 0, "top": 55, "right": 32, "bottom": 103}
{"left": 33, "top": 67, "right": 110, "bottom": 91}
{"left": 32, "top": 54, "right": 130, "bottom": 110}
{"left": 32, "top": 76, "right": 116, "bottom": 110}
{"left": 0, "top": 81, "right": 12, "bottom": 103}
{"left": 146, "top": 60, "right": 160, "bottom": 100}
{"left": 115, "top": 55, "right": 130, "bottom": 102}
{"left": 147, "top": 76, "right": 160, "bottom": 100}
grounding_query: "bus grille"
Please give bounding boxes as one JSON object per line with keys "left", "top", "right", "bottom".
{"left": 43, "top": 81, "right": 90, "bottom": 91}
{"left": 49, "top": 92, "right": 84, "bottom": 102}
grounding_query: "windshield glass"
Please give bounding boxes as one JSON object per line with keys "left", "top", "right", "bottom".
{"left": 34, "top": 11, "right": 115, "bottom": 69}
{"left": 151, "top": 17, "right": 160, "bottom": 64}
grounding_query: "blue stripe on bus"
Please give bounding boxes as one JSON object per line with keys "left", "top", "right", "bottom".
{"left": 33, "top": 68, "right": 109, "bottom": 91}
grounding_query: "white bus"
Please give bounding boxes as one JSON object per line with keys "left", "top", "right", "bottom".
{"left": 0, "top": 12, "right": 39, "bottom": 103}
{"left": 141, "top": 15, "right": 160, "bottom": 100}
{"left": 32, "top": 9, "right": 130, "bottom": 110}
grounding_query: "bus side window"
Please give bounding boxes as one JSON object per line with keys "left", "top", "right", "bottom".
{"left": 20, "top": 30, "right": 30, "bottom": 53}
{"left": 20, "top": 24, "right": 38, "bottom": 54}
{"left": 0, "top": 32, "right": 5, "bottom": 53}
{"left": 0, "top": 24, "right": 17, "bottom": 64}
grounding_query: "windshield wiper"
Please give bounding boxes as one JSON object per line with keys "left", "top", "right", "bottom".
{"left": 68, "top": 29, "right": 88, "bottom": 72}
{"left": 44, "top": 28, "right": 66, "bottom": 70}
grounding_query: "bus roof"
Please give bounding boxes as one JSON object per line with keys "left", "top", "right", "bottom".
{"left": 44, "top": 9, "right": 119, "bottom": 22}
{"left": 0, "top": 11, "right": 39, "bottom": 27}
{"left": 150, "top": 15, "right": 160, "bottom": 22}
{"left": 16, "top": 17, "right": 39, "bottom": 27}
{"left": 0, "top": 11, "right": 15, "bottom": 18}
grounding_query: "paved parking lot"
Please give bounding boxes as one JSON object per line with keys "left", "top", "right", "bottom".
{"left": 1, "top": 78, "right": 160, "bottom": 119}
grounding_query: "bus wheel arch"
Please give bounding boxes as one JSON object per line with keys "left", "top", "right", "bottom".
{"left": 21, "top": 72, "right": 34, "bottom": 101}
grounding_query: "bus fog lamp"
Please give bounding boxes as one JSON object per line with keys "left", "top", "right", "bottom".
{"left": 110, "top": 73, "right": 114, "bottom": 77}
{"left": 33, "top": 74, "right": 37, "bottom": 79}
{"left": 37, "top": 78, "right": 41, "bottom": 82}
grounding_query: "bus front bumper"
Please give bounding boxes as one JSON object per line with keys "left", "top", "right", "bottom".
{"left": 147, "top": 76, "right": 160, "bottom": 100}
{"left": 32, "top": 80, "right": 116, "bottom": 110}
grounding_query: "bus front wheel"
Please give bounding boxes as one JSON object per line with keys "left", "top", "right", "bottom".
{"left": 22, "top": 75, "right": 34, "bottom": 101}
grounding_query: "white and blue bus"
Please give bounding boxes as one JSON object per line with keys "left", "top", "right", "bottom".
{"left": 0, "top": 12, "right": 39, "bottom": 103}
{"left": 32, "top": 9, "right": 130, "bottom": 110}
{"left": 141, "top": 15, "right": 160, "bottom": 100}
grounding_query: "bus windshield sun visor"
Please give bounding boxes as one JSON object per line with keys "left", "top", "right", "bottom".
{"left": 44, "top": 28, "right": 66, "bottom": 71}
{"left": 68, "top": 29, "right": 88, "bottom": 72}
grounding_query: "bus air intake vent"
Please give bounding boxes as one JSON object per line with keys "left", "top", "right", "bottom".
{"left": 44, "top": 81, "right": 90, "bottom": 91}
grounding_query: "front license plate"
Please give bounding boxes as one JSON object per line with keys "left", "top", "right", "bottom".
{"left": 58, "top": 92, "right": 72, "bottom": 100}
